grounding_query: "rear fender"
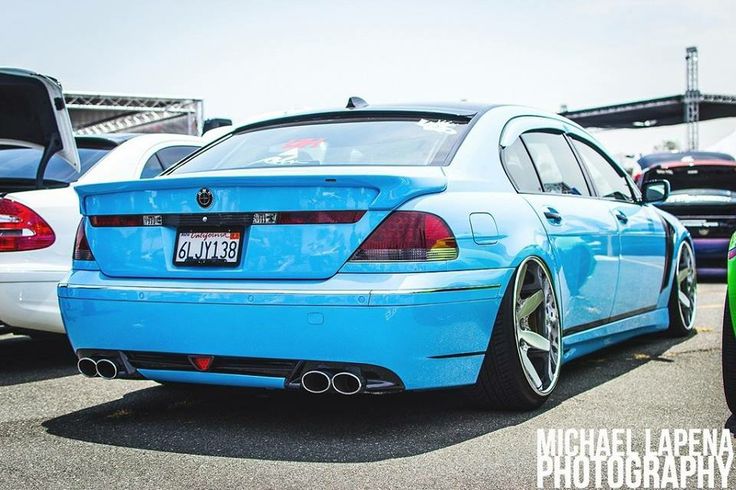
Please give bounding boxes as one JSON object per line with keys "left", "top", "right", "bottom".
{"left": 342, "top": 189, "right": 560, "bottom": 310}
{"left": 656, "top": 208, "right": 693, "bottom": 308}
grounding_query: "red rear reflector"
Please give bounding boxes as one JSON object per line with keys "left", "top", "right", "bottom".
{"left": 189, "top": 356, "right": 214, "bottom": 371}
{"left": 90, "top": 215, "right": 144, "bottom": 227}
{"left": 73, "top": 219, "right": 95, "bottom": 261}
{"left": 275, "top": 211, "right": 365, "bottom": 224}
{"left": 350, "top": 211, "right": 458, "bottom": 262}
{"left": 0, "top": 198, "right": 55, "bottom": 252}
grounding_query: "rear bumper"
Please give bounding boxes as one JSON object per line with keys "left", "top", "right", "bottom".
{"left": 0, "top": 270, "right": 66, "bottom": 333}
{"left": 58, "top": 269, "right": 512, "bottom": 390}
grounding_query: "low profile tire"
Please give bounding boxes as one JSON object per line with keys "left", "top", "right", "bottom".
{"left": 466, "top": 256, "right": 562, "bottom": 410}
{"left": 668, "top": 240, "right": 697, "bottom": 337}
{"left": 723, "top": 298, "right": 736, "bottom": 414}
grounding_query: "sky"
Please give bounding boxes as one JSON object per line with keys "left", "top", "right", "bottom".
{"left": 2, "top": 0, "right": 735, "bottom": 154}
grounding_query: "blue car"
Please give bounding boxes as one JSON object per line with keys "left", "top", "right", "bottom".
{"left": 59, "top": 101, "right": 696, "bottom": 409}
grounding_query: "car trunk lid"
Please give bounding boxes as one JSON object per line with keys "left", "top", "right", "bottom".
{"left": 0, "top": 68, "right": 79, "bottom": 192}
{"left": 76, "top": 166, "right": 447, "bottom": 279}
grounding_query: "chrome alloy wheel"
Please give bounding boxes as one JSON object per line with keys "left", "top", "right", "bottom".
{"left": 513, "top": 257, "right": 562, "bottom": 396}
{"left": 675, "top": 241, "right": 697, "bottom": 330}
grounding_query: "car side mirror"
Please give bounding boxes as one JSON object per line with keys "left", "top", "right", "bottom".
{"left": 642, "top": 179, "right": 670, "bottom": 203}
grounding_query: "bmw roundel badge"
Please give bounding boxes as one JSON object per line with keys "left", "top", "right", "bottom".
{"left": 196, "top": 188, "right": 213, "bottom": 208}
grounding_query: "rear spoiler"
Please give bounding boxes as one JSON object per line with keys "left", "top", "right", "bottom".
{"left": 75, "top": 167, "right": 448, "bottom": 215}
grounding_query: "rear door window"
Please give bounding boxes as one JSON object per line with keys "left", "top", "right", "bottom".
{"left": 502, "top": 138, "right": 542, "bottom": 193}
{"left": 521, "top": 132, "right": 590, "bottom": 196}
{"left": 140, "top": 154, "right": 164, "bottom": 179}
{"left": 156, "top": 146, "right": 199, "bottom": 169}
{"left": 140, "top": 145, "right": 199, "bottom": 178}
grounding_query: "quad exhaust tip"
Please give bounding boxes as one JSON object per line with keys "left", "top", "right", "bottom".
{"left": 77, "top": 357, "right": 98, "bottom": 378}
{"left": 95, "top": 359, "right": 119, "bottom": 380}
{"left": 301, "top": 370, "right": 331, "bottom": 394}
{"left": 76, "top": 357, "right": 119, "bottom": 379}
{"left": 300, "top": 370, "right": 364, "bottom": 395}
{"left": 332, "top": 372, "right": 363, "bottom": 395}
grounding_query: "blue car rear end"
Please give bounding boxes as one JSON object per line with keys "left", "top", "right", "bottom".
{"left": 60, "top": 108, "right": 509, "bottom": 392}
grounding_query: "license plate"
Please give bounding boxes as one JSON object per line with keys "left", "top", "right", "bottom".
{"left": 174, "top": 228, "right": 243, "bottom": 267}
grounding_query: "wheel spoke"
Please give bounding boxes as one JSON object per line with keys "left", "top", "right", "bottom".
{"left": 520, "top": 349, "right": 542, "bottom": 389}
{"left": 519, "top": 329, "right": 551, "bottom": 352}
{"left": 678, "top": 290, "right": 691, "bottom": 309}
{"left": 677, "top": 267, "right": 691, "bottom": 284}
{"left": 517, "top": 290, "right": 544, "bottom": 320}
{"left": 517, "top": 262, "right": 528, "bottom": 287}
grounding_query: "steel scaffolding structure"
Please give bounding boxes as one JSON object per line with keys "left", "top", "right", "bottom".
{"left": 64, "top": 93, "right": 204, "bottom": 136}
{"left": 684, "top": 46, "right": 700, "bottom": 150}
{"left": 560, "top": 47, "right": 736, "bottom": 151}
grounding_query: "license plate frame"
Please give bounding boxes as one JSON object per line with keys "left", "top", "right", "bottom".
{"left": 173, "top": 227, "right": 245, "bottom": 268}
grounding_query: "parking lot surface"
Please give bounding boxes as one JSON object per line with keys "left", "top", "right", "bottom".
{"left": 0, "top": 283, "right": 730, "bottom": 488}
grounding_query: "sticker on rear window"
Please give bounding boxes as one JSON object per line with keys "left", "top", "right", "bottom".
{"left": 282, "top": 138, "right": 325, "bottom": 150}
{"left": 416, "top": 119, "right": 458, "bottom": 135}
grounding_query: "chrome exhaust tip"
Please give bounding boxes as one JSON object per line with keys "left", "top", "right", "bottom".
{"left": 301, "top": 370, "right": 331, "bottom": 394}
{"left": 95, "top": 358, "right": 119, "bottom": 380}
{"left": 332, "top": 372, "right": 363, "bottom": 395}
{"left": 77, "top": 357, "right": 98, "bottom": 378}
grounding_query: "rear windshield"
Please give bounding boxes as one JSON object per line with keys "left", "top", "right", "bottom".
{"left": 171, "top": 118, "right": 467, "bottom": 174}
{"left": 0, "top": 147, "right": 110, "bottom": 183}
{"left": 645, "top": 165, "right": 736, "bottom": 193}
{"left": 639, "top": 152, "right": 735, "bottom": 168}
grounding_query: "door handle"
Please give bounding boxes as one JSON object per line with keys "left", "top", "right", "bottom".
{"left": 543, "top": 207, "right": 562, "bottom": 223}
{"left": 615, "top": 210, "right": 629, "bottom": 224}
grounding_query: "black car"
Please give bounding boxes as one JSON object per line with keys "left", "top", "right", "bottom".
{"left": 641, "top": 156, "right": 736, "bottom": 277}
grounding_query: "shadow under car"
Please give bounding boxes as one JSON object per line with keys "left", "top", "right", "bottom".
{"left": 42, "top": 331, "right": 689, "bottom": 463}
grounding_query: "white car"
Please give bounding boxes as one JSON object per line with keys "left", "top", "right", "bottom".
{"left": 0, "top": 68, "right": 202, "bottom": 335}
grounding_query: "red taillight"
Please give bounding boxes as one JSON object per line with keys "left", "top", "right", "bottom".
{"left": 729, "top": 248, "right": 736, "bottom": 260}
{"left": 73, "top": 219, "right": 95, "bottom": 261}
{"left": 350, "top": 211, "right": 458, "bottom": 262}
{"left": 90, "top": 215, "right": 143, "bottom": 227}
{"left": 0, "top": 198, "right": 55, "bottom": 252}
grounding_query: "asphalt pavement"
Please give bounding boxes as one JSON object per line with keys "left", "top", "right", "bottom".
{"left": 0, "top": 282, "right": 731, "bottom": 488}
